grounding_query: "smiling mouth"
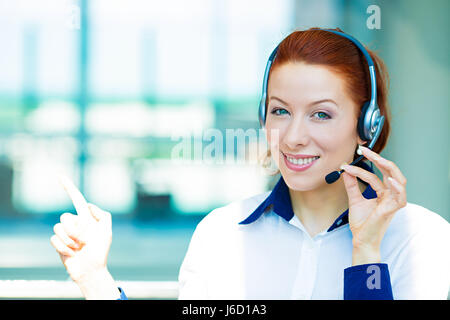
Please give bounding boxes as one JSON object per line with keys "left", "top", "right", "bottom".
{"left": 284, "top": 155, "right": 320, "bottom": 166}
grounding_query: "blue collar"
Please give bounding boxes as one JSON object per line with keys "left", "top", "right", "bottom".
{"left": 238, "top": 161, "right": 378, "bottom": 232}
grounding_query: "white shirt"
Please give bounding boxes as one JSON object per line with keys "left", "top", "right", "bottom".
{"left": 178, "top": 173, "right": 450, "bottom": 300}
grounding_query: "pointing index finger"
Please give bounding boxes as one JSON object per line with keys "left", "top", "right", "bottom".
{"left": 58, "top": 174, "right": 92, "bottom": 222}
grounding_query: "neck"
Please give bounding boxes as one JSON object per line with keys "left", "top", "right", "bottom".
{"left": 289, "top": 178, "right": 366, "bottom": 238}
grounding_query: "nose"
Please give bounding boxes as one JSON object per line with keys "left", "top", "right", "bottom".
{"left": 283, "top": 117, "right": 309, "bottom": 151}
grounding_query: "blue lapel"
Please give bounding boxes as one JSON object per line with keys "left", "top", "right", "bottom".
{"left": 238, "top": 161, "right": 378, "bottom": 232}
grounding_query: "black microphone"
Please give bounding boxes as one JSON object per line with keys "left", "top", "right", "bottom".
{"left": 325, "top": 154, "right": 365, "bottom": 184}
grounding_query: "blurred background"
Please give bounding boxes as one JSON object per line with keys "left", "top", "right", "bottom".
{"left": 0, "top": 0, "right": 448, "bottom": 299}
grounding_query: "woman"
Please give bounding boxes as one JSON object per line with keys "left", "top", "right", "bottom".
{"left": 50, "top": 28, "right": 450, "bottom": 300}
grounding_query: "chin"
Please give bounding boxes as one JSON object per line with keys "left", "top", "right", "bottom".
{"left": 279, "top": 168, "right": 325, "bottom": 192}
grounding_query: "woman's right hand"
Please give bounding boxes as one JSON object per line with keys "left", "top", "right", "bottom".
{"left": 50, "top": 175, "right": 120, "bottom": 299}
{"left": 51, "top": 205, "right": 112, "bottom": 284}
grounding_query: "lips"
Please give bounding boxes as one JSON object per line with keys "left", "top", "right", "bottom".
{"left": 283, "top": 153, "right": 320, "bottom": 172}
{"left": 283, "top": 153, "right": 319, "bottom": 159}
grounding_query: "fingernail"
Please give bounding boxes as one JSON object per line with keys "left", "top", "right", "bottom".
{"left": 340, "top": 162, "right": 349, "bottom": 170}
{"left": 387, "top": 176, "right": 397, "bottom": 185}
{"left": 357, "top": 145, "right": 363, "bottom": 155}
{"left": 69, "top": 242, "right": 80, "bottom": 249}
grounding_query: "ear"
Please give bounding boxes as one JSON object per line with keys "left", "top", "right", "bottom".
{"left": 357, "top": 137, "right": 368, "bottom": 147}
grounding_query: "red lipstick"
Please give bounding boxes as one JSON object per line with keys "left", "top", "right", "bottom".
{"left": 283, "top": 153, "right": 320, "bottom": 172}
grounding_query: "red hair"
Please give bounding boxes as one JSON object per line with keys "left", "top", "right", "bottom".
{"left": 267, "top": 27, "right": 391, "bottom": 155}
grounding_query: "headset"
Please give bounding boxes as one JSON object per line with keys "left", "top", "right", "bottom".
{"left": 258, "top": 28, "right": 385, "bottom": 184}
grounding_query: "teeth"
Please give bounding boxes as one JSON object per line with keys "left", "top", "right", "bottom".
{"left": 286, "top": 156, "right": 319, "bottom": 165}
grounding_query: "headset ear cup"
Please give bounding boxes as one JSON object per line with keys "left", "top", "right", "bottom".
{"left": 357, "top": 101, "right": 371, "bottom": 142}
{"left": 258, "top": 98, "right": 266, "bottom": 127}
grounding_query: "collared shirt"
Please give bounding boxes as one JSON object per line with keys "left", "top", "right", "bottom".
{"left": 119, "top": 162, "right": 450, "bottom": 300}
{"left": 238, "top": 162, "right": 377, "bottom": 231}
{"left": 176, "top": 161, "right": 450, "bottom": 300}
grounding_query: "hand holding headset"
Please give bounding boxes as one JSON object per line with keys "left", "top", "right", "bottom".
{"left": 258, "top": 28, "right": 385, "bottom": 184}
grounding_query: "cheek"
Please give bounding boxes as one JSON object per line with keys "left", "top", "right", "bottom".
{"left": 309, "top": 129, "right": 335, "bottom": 149}
{"left": 266, "top": 132, "right": 280, "bottom": 164}
{"left": 309, "top": 122, "right": 358, "bottom": 155}
{"left": 265, "top": 122, "right": 283, "bottom": 147}
{"left": 266, "top": 117, "right": 358, "bottom": 156}
{"left": 265, "top": 124, "right": 284, "bottom": 165}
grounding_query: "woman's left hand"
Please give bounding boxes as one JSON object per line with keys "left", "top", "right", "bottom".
{"left": 341, "top": 145, "right": 407, "bottom": 265}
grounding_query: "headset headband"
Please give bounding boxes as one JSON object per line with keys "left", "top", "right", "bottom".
{"left": 259, "top": 28, "right": 378, "bottom": 136}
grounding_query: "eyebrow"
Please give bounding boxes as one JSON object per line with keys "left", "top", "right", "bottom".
{"left": 269, "top": 96, "right": 339, "bottom": 108}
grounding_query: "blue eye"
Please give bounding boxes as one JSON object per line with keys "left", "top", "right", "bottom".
{"left": 270, "top": 108, "right": 289, "bottom": 116}
{"left": 313, "top": 111, "right": 331, "bottom": 120}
